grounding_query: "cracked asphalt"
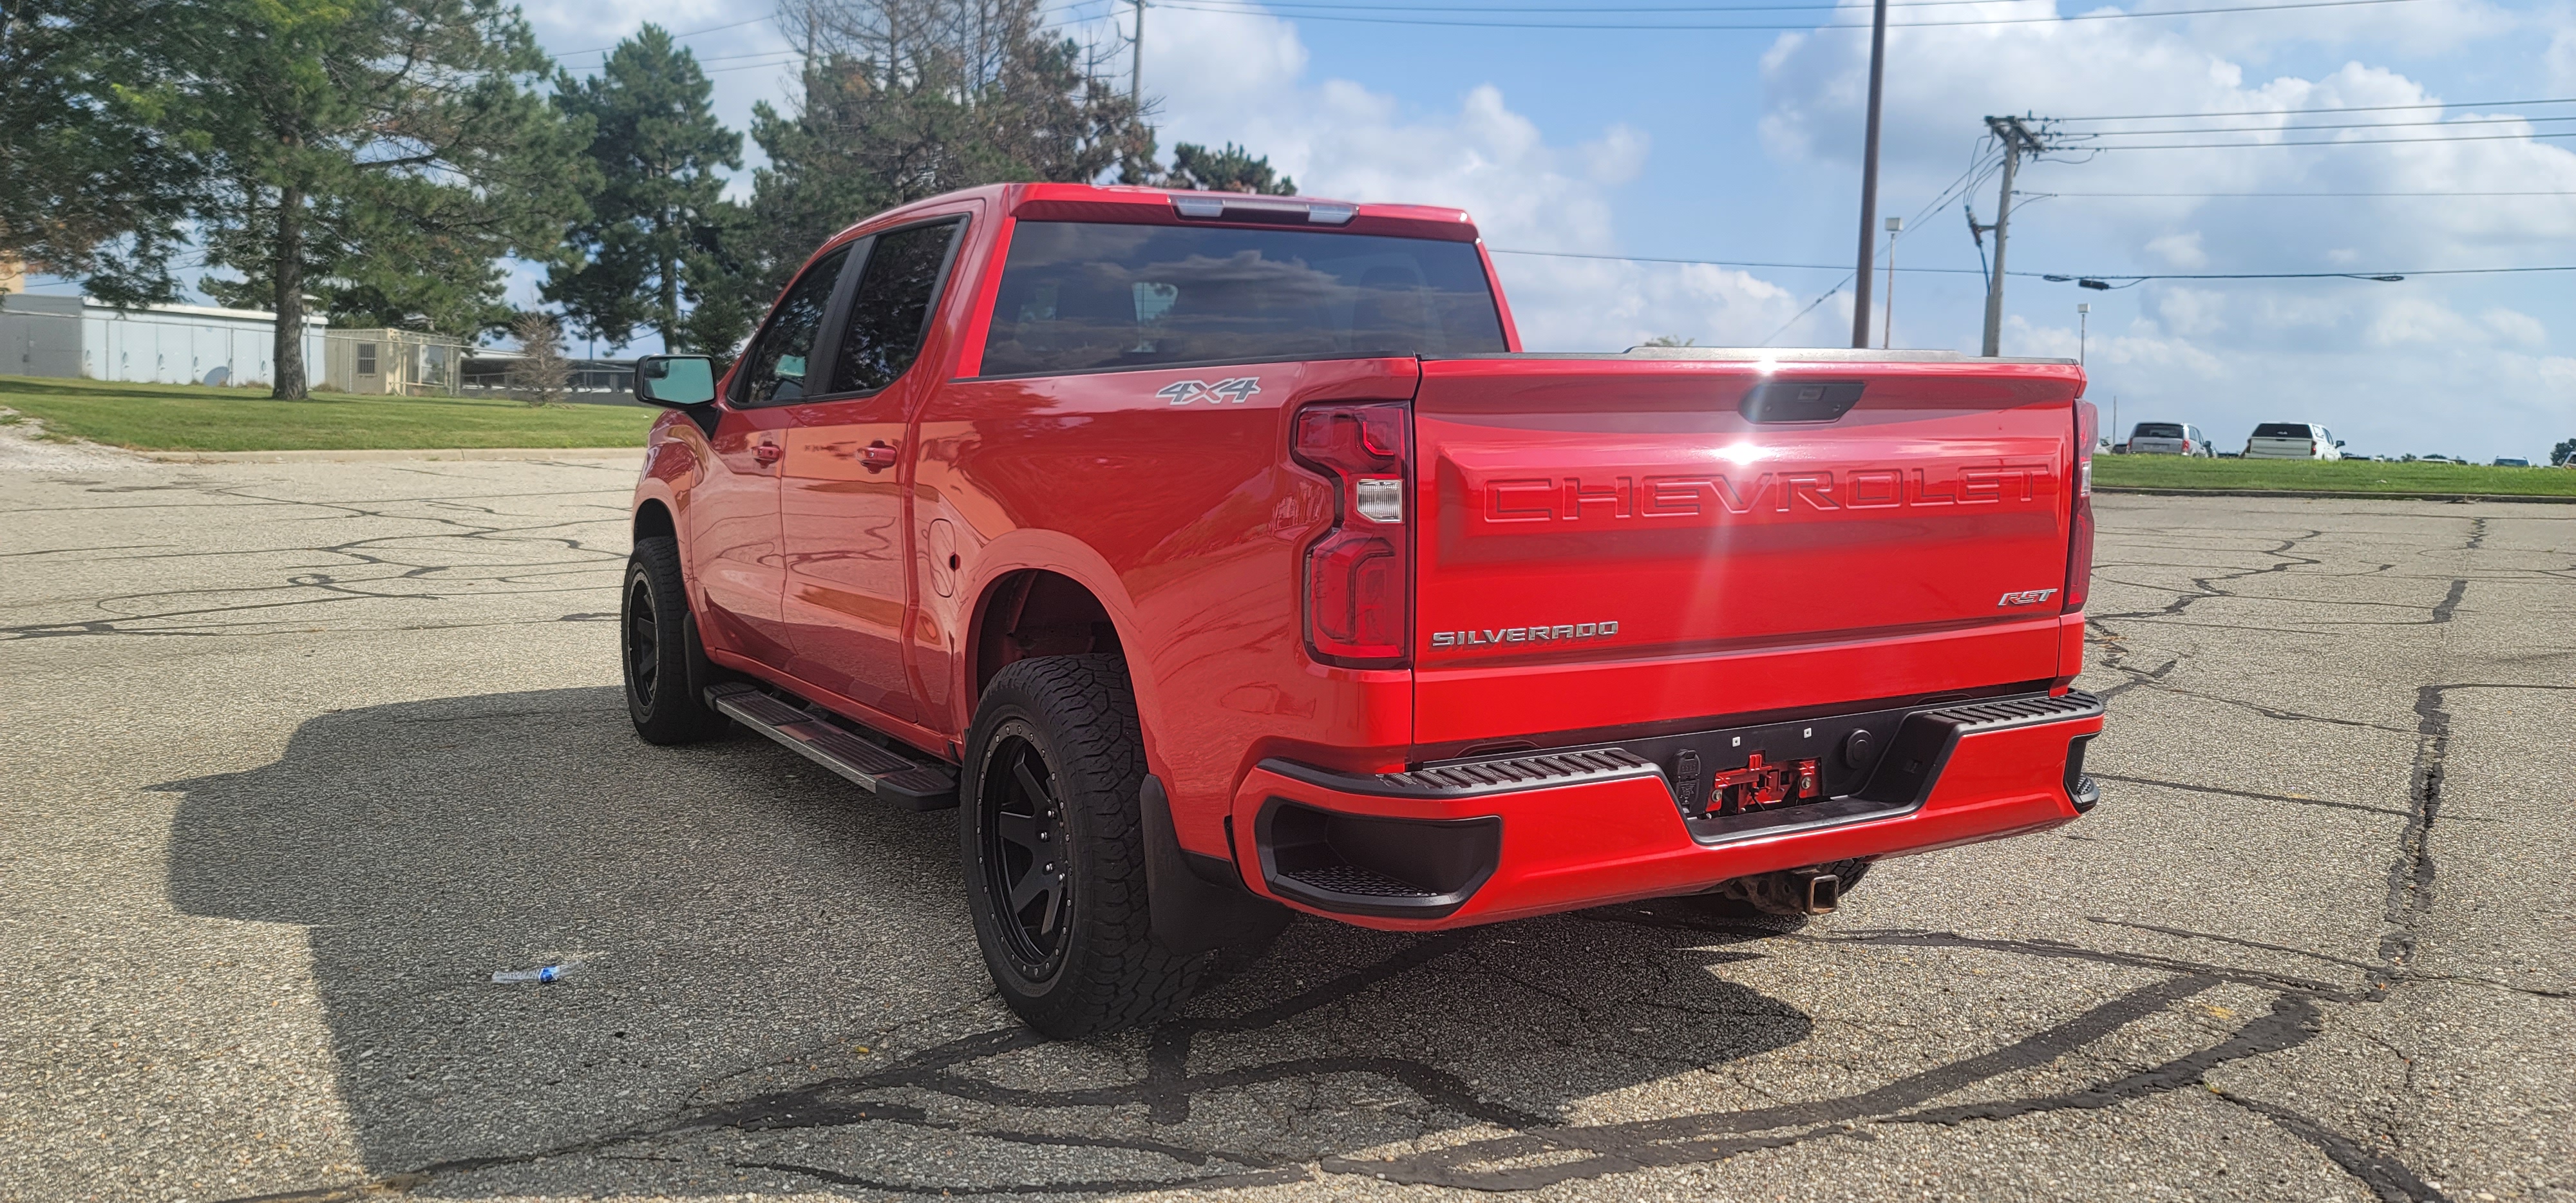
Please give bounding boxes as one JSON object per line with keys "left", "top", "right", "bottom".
{"left": 2, "top": 456, "right": 2570, "bottom": 1203}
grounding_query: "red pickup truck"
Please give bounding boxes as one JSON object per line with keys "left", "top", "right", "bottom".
{"left": 621, "top": 182, "right": 2105, "bottom": 1036}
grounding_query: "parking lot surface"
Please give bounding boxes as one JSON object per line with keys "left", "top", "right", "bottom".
{"left": 2, "top": 457, "right": 2569, "bottom": 1203}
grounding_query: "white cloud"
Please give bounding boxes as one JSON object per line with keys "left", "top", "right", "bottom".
{"left": 1752, "top": 1, "right": 2576, "bottom": 458}
{"left": 1133, "top": 5, "right": 1809, "bottom": 350}
{"left": 2146, "top": 232, "right": 2207, "bottom": 269}
{"left": 2548, "top": 22, "right": 2576, "bottom": 94}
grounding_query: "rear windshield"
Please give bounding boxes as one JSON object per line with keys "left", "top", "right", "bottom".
{"left": 978, "top": 222, "right": 1508, "bottom": 377}
{"left": 2252, "top": 423, "right": 2313, "bottom": 438}
{"left": 2132, "top": 423, "right": 2184, "bottom": 439}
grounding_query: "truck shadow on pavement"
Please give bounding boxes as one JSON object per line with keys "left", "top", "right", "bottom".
{"left": 158, "top": 688, "right": 2382, "bottom": 1200}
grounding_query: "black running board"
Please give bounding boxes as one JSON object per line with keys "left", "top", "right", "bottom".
{"left": 705, "top": 683, "right": 958, "bottom": 810}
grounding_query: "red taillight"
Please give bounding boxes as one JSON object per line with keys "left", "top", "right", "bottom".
{"left": 2064, "top": 400, "right": 2096, "bottom": 613}
{"left": 1293, "top": 403, "right": 1411, "bottom": 667}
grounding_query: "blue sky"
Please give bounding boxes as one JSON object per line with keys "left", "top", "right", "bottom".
{"left": 520, "top": 0, "right": 2572, "bottom": 459}
{"left": 52, "top": 0, "right": 2572, "bottom": 459}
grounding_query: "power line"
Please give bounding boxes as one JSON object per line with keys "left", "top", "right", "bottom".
{"left": 1157, "top": 0, "right": 2125, "bottom": 11}
{"left": 2056, "top": 95, "right": 2576, "bottom": 121}
{"left": 2044, "top": 189, "right": 2576, "bottom": 196}
{"left": 1491, "top": 247, "right": 2576, "bottom": 282}
{"left": 1152, "top": 0, "right": 2432, "bottom": 31}
{"left": 556, "top": 15, "right": 781, "bottom": 57}
{"left": 1493, "top": 247, "right": 1986, "bottom": 274}
{"left": 2049, "top": 263, "right": 2576, "bottom": 281}
{"left": 2087, "top": 128, "right": 2576, "bottom": 148}
{"left": 2074, "top": 113, "right": 2576, "bottom": 136}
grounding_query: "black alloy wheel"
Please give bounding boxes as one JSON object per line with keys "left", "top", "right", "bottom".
{"left": 621, "top": 535, "right": 731, "bottom": 744}
{"left": 624, "top": 571, "right": 663, "bottom": 707}
{"left": 977, "top": 725, "right": 1074, "bottom": 978}
{"left": 958, "top": 654, "right": 1208, "bottom": 1037}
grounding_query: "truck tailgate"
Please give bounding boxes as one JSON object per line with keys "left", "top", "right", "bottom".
{"left": 1412, "top": 354, "right": 2082, "bottom": 750}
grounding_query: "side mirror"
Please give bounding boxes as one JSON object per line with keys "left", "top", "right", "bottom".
{"left": 635, "top": 355, "right": 717, "bottom": 408}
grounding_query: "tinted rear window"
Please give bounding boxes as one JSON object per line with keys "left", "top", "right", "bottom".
{"left": 2132, "top": 423, "right": 2184, "bottom": 439}
{"left": 979, "top": 222, "right": 1508, "bottom": 377}
{"left": 2252, "top": 423, "right": 2313, "bottom": 439}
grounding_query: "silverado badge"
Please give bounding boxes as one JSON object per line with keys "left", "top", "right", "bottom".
{"left": 1432, "top": 621, "right": 1620, "bottom": 649}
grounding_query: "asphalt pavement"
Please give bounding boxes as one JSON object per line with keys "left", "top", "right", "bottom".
{"left": 1, "top": 454, "right": 2568, "bottom": 1202}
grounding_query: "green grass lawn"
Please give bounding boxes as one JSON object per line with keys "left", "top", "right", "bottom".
{"left": 2095, "top": 453, "right": 2576, "bottom": 497}
{"left": 0, "top": 375, "right": 658, "bottom": 451}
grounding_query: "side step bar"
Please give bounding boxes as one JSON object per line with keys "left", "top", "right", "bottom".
{"left": 705, "top": 683, "right": 958, "bottom": 811}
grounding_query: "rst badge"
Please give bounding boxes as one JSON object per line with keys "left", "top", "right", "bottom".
{"left": 1156, "top": 377, "right": 1261, "bottom": 406}
{"left": 1432, "top": 621, "right": 1620, "bottom": 650}
{"left": 1997, "top": 588, "right": 2060, "bottom": 607}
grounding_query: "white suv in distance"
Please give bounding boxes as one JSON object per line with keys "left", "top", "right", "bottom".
{"left": 2244, "top": 422, "right": 2344, "bottom": 460}
{"left": 2126, "top": 422, "right": 2213, "bottom": 456}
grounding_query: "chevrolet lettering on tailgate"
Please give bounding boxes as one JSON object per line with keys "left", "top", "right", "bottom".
{"left": 1478, "top": 465, "right": 2058, "bottom": 524}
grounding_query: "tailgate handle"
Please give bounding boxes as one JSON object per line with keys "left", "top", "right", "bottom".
{"left": 1741, "top": 379, "right": 1866, "bottom": 423}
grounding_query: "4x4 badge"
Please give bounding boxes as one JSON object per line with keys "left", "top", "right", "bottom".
{"left": 1157, "top": 377, "right": 1261, "bottom": 406}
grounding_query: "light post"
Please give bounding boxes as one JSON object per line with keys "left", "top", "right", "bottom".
{"left": 2076, "top": 302, "right": 2089, "bottom": 367}
{"left": 1848, "top": 0, "right": 1891, "bottom": 348}
{"left": 1882, "top": 216, "right": 1903, "bottom": 348}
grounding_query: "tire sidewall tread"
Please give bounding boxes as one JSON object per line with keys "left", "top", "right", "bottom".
{"left": 961, "top": 654, "right": 1204, "bottom": 1037}
{"left": 621, "top": 536, "right": 730, "bottom": 745}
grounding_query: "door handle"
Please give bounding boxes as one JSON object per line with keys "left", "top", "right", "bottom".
{"left": 753, "top": 442, "right": 782, "bottom": 465}
{"left": 858, "top": 442, "right": 900, "bottom": 472}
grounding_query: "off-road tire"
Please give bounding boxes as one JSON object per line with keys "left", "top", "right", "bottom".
{"left": 621, "top": 536, "right": 730, "bottom": 745}
{"left": 1682, "top": 858, "right": 1873, "bottom": 920}
{"left": 961, "top": 654, "right": 1206, "bottom": 1037}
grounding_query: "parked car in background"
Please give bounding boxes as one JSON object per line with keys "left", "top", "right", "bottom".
{"left": 2126, "top": 422, "right": 2211, "bottom": 456}
{"left": 2244, "top": 422, "right": 2343, "bottom": 460}
{"left": 2494, "top": 457, "right": 2531, "bottom": 468}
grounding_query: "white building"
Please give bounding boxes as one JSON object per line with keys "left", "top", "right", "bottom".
{"left": 0, "top": 294, "right": 327, "bottom": 387}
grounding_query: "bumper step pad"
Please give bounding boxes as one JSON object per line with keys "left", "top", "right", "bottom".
{"left": 705, "top": 683, "right": 958, "bottom": 810}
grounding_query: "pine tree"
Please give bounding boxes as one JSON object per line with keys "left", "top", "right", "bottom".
{"left": 0, "top": 0, "right": 196, "bottom": 303}
{"left": 157, "top": 0, "right": 588, "bottom": 397}
{"left": 546, "top": 26, "right": 743, "bottom": 354}
{"left": 1162, "top": 142, "right": 1296, "bottom": 195}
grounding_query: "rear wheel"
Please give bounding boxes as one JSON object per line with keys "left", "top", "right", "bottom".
{"left": 961, "top": 654, "right": 1206, "bottom": 1037}
{"left": 621, "top": 536, "right": 730, "bottom": 744}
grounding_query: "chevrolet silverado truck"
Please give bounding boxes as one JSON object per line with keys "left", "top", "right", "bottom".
{"left": 620, "top": 182, "right": 2105, "bottom": 1037}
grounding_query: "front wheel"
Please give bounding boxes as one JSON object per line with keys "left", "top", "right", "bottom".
{"left": 961, "top": 654, "right": 1206, "bottom": 1037}
{"left": 621, "top": 535, "right": 730, "bottom": 744}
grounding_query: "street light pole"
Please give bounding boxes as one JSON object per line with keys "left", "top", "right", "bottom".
{"left": 2076, "top": 301, "right": 2089, "bottom": 367}
{"left": 1882, "top": 216, "right": 1902, "bottom": 348}
{"left": 1848, "top": 0, "right": 1890, "bottom": 348}
{"left": 1130, "top": 0, "right": 1145, "bottom": 109}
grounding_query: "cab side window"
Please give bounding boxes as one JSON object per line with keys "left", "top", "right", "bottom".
{"left": 738, "top": 245, "right": 851, "bottom": 406}
{"left": 831, "top": 220, "right": 963, "bottom": 394}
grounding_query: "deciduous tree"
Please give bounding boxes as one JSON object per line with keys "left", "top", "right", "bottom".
{"left": 743, "top": 0, "right": 1141, "bottom": 299}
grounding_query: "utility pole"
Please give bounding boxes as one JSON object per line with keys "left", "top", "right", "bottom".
{"left": 1978, "top": 114, "right": 2047, "bottom": 357}
{"left": 1130, "top": 0, "right": 1145, "bottom": 110}
{"left": 2076, "top": 301, "right": 2089, "bottom": 366}
{"left": 1881, "top": 215, "right": 1902, "bottom": 348}
{"left": 1847, "top": 0, "right": 1891, "bottom": 348}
